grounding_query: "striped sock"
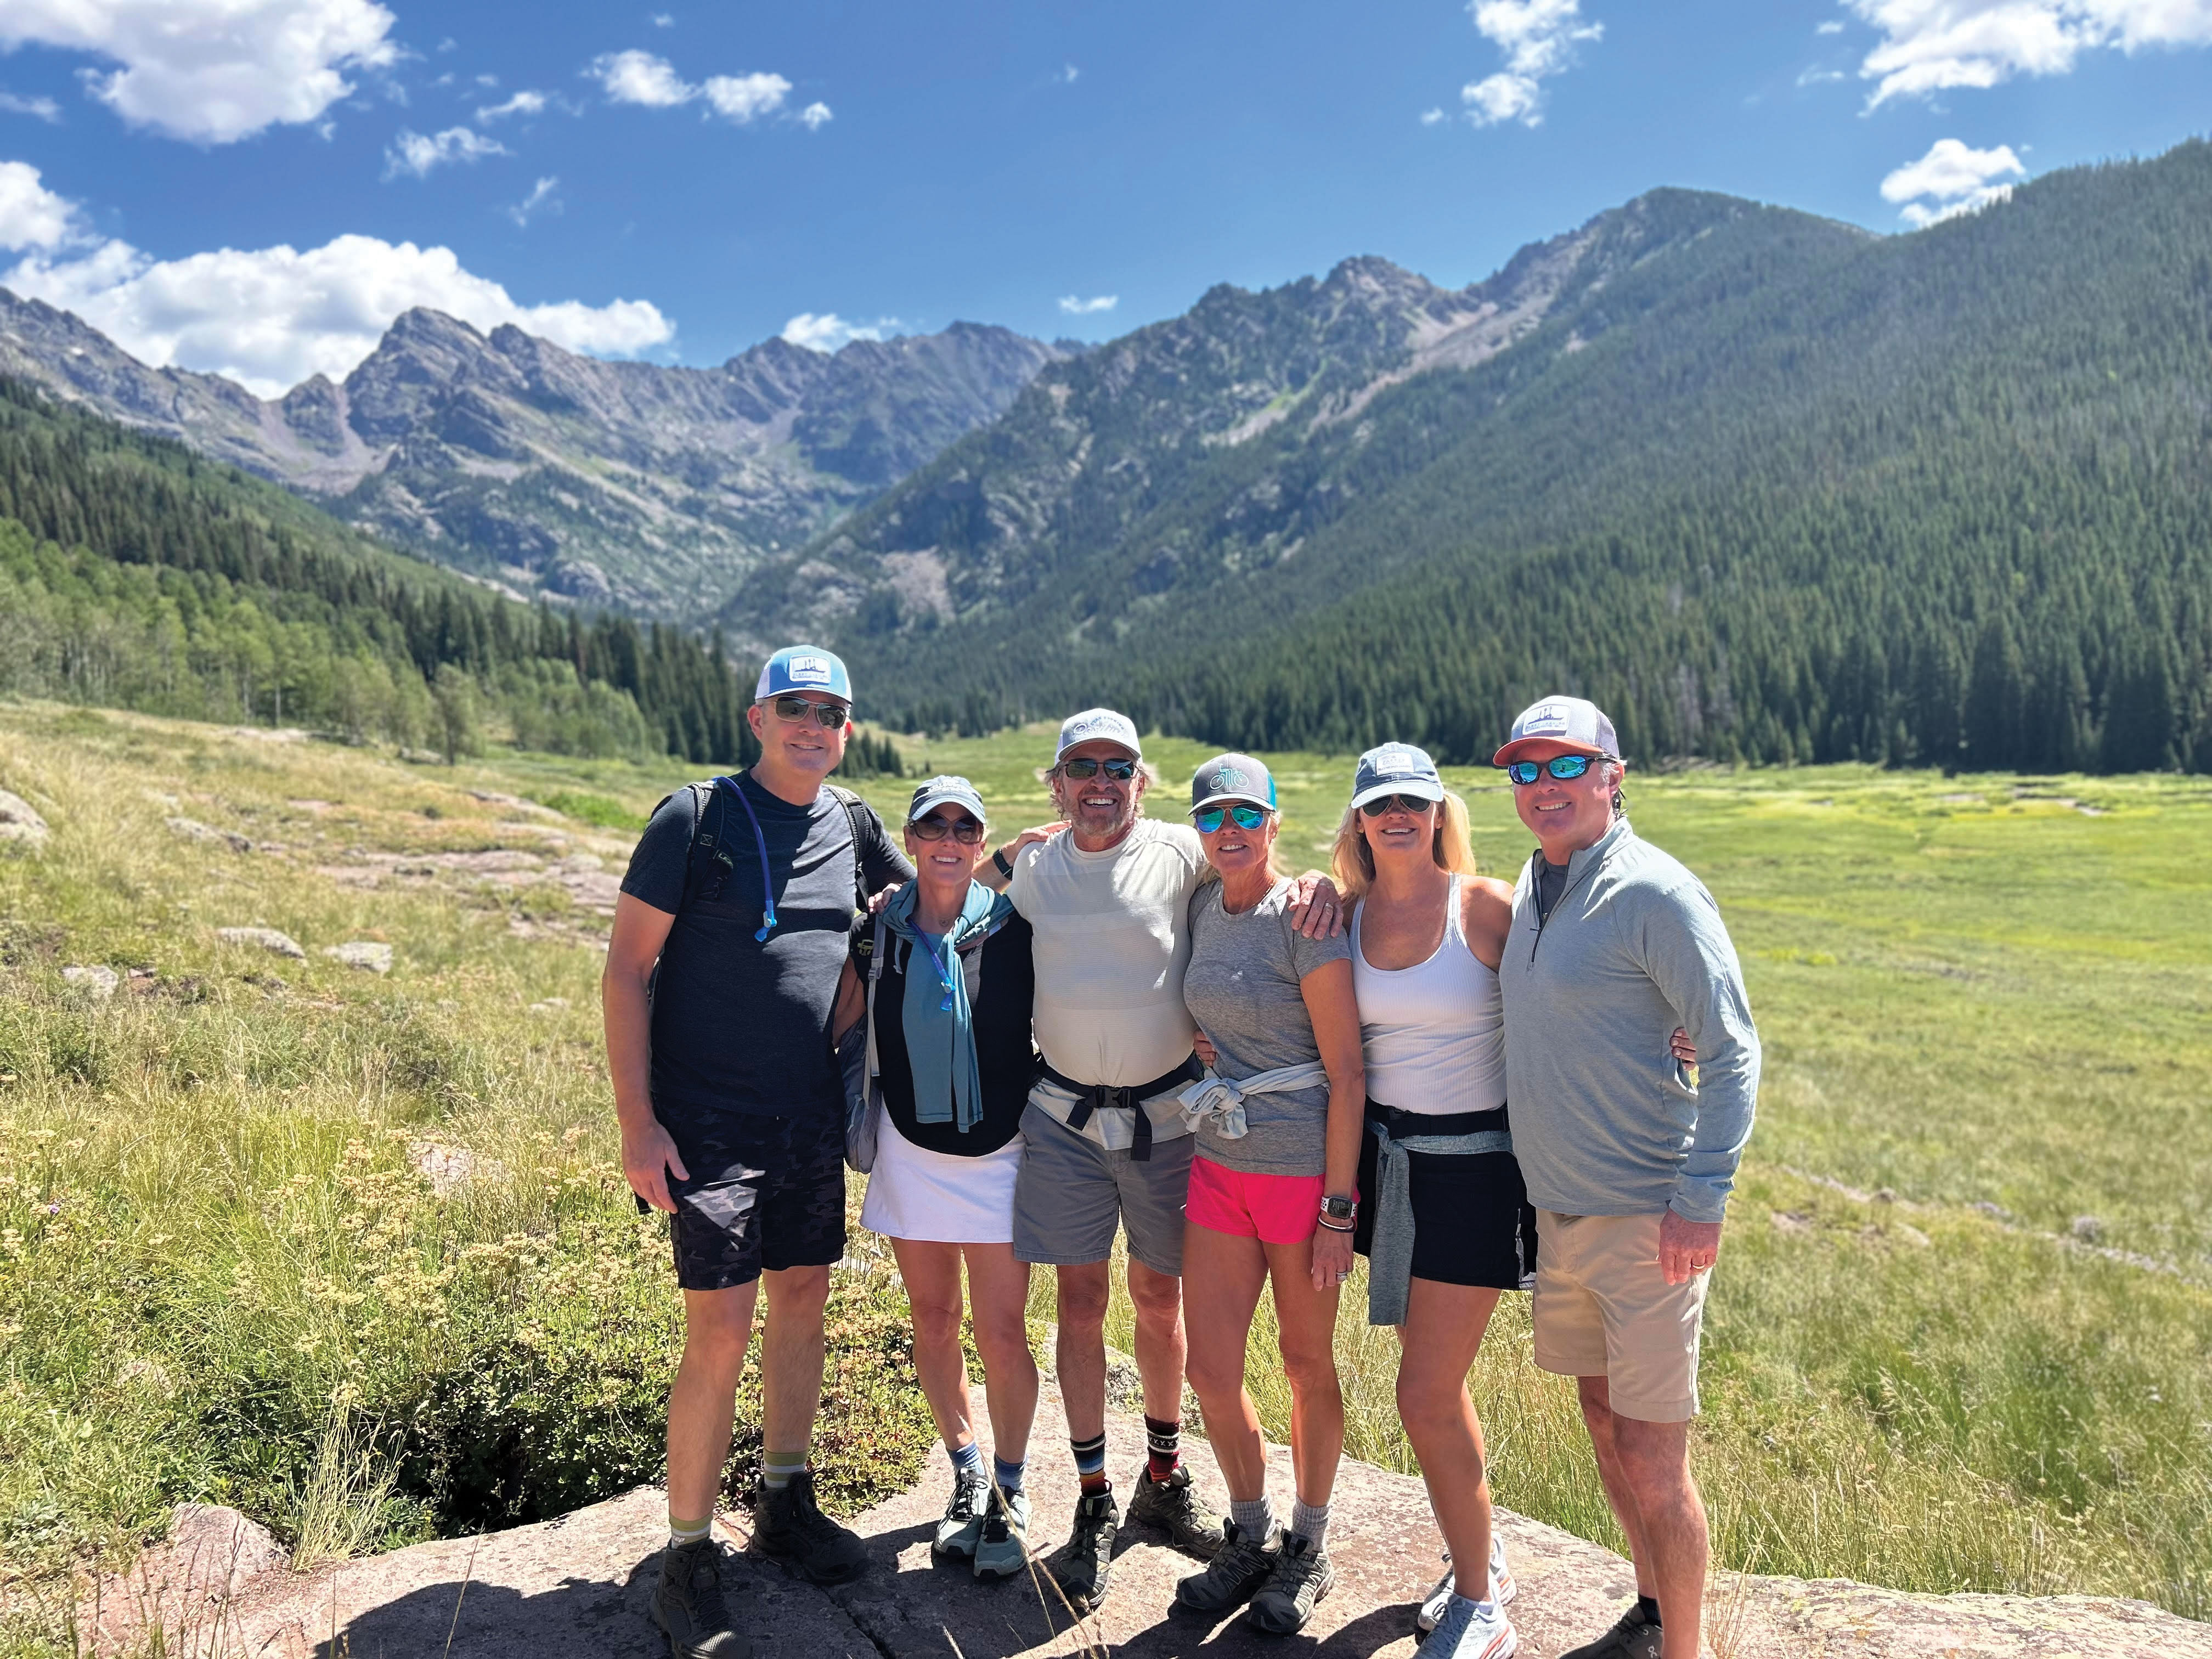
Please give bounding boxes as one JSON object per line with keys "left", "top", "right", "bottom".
{"left": 668, "top": 1513, "right": 712, "bottom": 1548}
{"left": 1290, "top": 1499, "right": 1330, "bottom": 1550}
{"left": 1229, "top": 1495, "right": 1276, "bottom": 1542}
{"left": 1070, "top": 1432, "right": 1109, "bottom": 1497}
{"left": 1143, "top": 1414, "right": 1182, "bottom": 1481}
{"left": 993, "top": 1454, "right": 1026, "bottom": 1496}
{"left": 948, "top": 1439, "right": 985, "bottom": 1480}
{"left": 761, "top": 1449, "right": 808, "bottom": 1491}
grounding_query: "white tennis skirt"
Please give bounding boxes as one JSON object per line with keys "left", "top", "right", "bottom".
{"left": 859, "top": 1114, "right": 1025, "bottom": 1244}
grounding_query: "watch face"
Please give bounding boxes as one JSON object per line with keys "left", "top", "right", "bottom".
{"left": 1322, "top": 1197, "right": 1355, "bottom": 1220}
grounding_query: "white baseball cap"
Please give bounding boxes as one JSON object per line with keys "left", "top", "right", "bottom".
{"left": 1493, "top": 696, "right": 1621, "bottom": 765}
{"left": 1054, "top": 708, "right": 1142, "bottom": 762}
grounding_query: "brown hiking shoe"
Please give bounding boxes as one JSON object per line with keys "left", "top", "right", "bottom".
{"left": 1126, "top": 1463, "right": 1223, "bottom": 1559}
{"left": 753, "top": 1471, "right": 869, "bottom": 1585}
{"left": 650, "top": 1538, "right": 753, "bottom": 1658}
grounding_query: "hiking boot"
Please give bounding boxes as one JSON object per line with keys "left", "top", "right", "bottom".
{"left": 1418, "top": 1537, "right": 1517, "bottom": 1633}
{"left": 650, "top": 1537, "right": 753, "bottom": 1658}
{"left": 1418, "top": 1591, "right": 1519, "bottom": 1659}
{"left": 933, "top": 1470, "right": 991, "bottom": 1560}
{"left": 1560, "top": 1603, "right": 1663, "bottom": 1659}
{"left": 1171, "top": 1520, "right": 1277, "bottom": 1616}
{"left": 1245, "top": 1531, "right": 1335, "bottom": 1634}
{"left": 972, "top": 1488, "right": 1030, "bottom": 1582}
{"left": 752, "top": 1471, "right": 870, "bottom": 1585}
{"left": 1126, "top": 1463, "right": 1223, "bottom": 1559}
{"left": 1048, "top": 1488, "right": 1120, "bottom": 1613}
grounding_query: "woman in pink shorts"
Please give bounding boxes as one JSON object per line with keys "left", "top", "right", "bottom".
{"left": 1167, "top": 754, "right": 1366, "bottom": 1637}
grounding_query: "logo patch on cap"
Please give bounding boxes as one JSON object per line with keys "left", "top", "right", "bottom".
{"left": 1210, "top": 765, "right": 1249, "bottom": 792}
{"left": 786, "top": 653, "right": 833, "bottom": 685}
{"left": 1523, "top": 703, "right": 1570, "bottom": 735}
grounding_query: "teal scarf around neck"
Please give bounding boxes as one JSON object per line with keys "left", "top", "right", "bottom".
{"left": 882, "top": 879, "right": 1012, "bottom": 1132}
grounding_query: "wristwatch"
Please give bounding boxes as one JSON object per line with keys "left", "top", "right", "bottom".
{"left": 991, "top": 846, "right": 1015, "bottom": 879}
{"left": 1319, "top": 1195, "right": 1357, "bottom": 1224}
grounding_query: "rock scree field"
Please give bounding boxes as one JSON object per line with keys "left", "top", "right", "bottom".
{"left": 1, "top": 704, "right": 2208, "bottom": 1655}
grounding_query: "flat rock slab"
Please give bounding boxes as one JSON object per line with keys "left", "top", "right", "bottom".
{"left": 97, "top": 1378, "right": 2211, "bottom": 1659}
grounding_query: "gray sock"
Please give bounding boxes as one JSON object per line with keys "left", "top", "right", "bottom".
{"left": 1290, "top": 1499, "right": 1330, "bottom": 1550}
{"left": 1228, "top": 1495, "right": 1276, "bottom": 1542}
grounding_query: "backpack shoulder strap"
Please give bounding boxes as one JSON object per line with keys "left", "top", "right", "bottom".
{"left": 823, "top": 783, "right": 872, "bottom": 910}
{"left": 669, "top": 780, "right": 722, "bottom": 914}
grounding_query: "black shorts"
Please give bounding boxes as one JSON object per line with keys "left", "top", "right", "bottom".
{"left": 658, "top": 1103, "right": 847, "bottom": 1291}
{"left": 1353, "top": 1100, "right": 1537, "bottom": 1292}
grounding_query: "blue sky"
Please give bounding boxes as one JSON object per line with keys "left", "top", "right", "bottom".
{"left": 1, "top": 0, "right": 2207, "bottom": 394}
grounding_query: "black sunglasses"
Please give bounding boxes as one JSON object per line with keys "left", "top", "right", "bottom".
{"left": 1359, "top": 793, "right": 1436, "bottom": 817}
{"left": 1058, "top": 756, "right": 1138, "bottom": 781}
{"left": 1505, "top": 755, "right": 1599, "bottom": 785}
{"left": 909, "top": 812, "right": 985, "bottom": 844}
{"left": 768, "top": 695, "right": 848, "bottom": 729}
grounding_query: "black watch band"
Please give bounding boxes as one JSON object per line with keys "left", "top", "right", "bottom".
{"left": 991, "top": 847, "right": 1015, "bottom": 879}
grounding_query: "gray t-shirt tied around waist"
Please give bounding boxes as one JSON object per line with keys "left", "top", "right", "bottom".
{"left": 1182, "top": 878, "right": 1352, "bottom": 1177}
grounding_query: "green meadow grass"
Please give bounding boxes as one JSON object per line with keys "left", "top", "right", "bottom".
{"left": 1, "top": 705, "right": 2207, "bottom": 1652}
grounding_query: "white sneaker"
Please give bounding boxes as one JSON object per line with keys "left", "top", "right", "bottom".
{"left": 1417, "top": 1537, "right": 1515, "bottom": 1634}
{"left": 1419, "top": 1593, "right": 1518, "bottom": 1658}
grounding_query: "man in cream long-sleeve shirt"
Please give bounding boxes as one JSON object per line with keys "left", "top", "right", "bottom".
{"left": 1493, "top": 696, "right": 1759, "bottom": 1659}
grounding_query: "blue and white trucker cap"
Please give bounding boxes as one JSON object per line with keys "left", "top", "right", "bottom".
{"left": 1190, "top": 753, "right": 1277, "bottom": 814}
{"left": 1350, "top": 742, "right": 1446, "bottom": 811}
{"left": 1054, "top": 707, "right": 1142, "bottom": 762}
{"left": 756, "top": 645, "right": 851, "bottom": 705}
{"left": 906, "top": 775, "right": 988, "bottom": 826}
{"left": 1493, "top": 696, "right": 1621, "bottom": 766}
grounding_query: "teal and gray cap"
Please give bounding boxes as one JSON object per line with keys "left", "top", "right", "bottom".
{"left": 1190, "top": 753, "right": 1277, "bottom": 814}
{"left": 1493, "top": 696, "right": 1620, "bottom": 765}
{"left": 906, "top": 775, "right": 988, "bottom": 826}
{"left": 1351, "top": 742, "right": 1445, "bottom": 810}
{"left": 756, "top": 644, "right": 851, "bottom": 705}
{"left": 1055, "top": 707, "right": 1142, "bottom": 761}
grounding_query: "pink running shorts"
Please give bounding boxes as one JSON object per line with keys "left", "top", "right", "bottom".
{"left": 1184, "top": 1154, "right": 1331, "bottom": 1246}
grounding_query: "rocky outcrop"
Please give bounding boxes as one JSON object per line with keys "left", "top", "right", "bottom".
{"left": 84, "top": 1386, "right": 2209, "bottom": 1658}
{"left": 0, "top": 787, "right": 49, "bottom": 850}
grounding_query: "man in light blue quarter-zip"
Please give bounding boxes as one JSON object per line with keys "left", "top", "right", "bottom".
{"left": 1493, "top": 696, "right": 1759, "bottom": 1659}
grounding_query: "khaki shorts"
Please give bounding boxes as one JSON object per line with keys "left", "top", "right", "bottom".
{"left": 1532, "top": 1210, "right": 1708, "bottom": 1423}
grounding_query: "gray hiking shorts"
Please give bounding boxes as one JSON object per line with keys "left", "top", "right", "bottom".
{"left": 1011, "top": 1103, "right": 1193, "bottom": 1277}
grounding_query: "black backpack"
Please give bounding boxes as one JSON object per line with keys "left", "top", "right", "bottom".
{"left": 657, "top": 773, "right": 874, "bottom": 917}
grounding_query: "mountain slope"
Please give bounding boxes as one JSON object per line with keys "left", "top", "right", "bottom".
{"left": 749, "top": 144, "right": 2212, "bottom": 774}
{"left": 0, "top": 297, "right": 1064, "bottom": 619}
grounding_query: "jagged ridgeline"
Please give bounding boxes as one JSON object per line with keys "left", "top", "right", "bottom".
{"left": 775, "top": 140, "right": 2212, "bottom": 774}
{"left": 0, "top": 379, "right": 898, "bottom": 776}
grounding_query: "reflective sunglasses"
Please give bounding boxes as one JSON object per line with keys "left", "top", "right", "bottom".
{"left": 1193, "top": 803, "right": 1269, "bottom": 833}
{"left": 1505, "top": 755, "right": 1598, "bottom": 785}
{"left": 1358, "top": 792, "right": 1436, "bottom": 817}
{"left": 768, "top": 695, "right": 848, "bottom": 729}
{"left": 1057, "top": 755, "right": 1138, "bottom": 781}
{"left": 909, "top": 812, "right": 985, "bottom": 844}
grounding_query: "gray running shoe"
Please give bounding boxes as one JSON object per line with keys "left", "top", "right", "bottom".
{"left": 1048, "top": 1488, "right": 1120, "bottom": 1613}
{"left": 1418, "top": 1536, "right": 1517, "bottom": 1633}
{"left": 1127, "top": 1463, "right": 1224, "bottom": 1559}
{"left": 1419, "top": 1590, "right": 1519, "bottom": 1658}
{"left": 650, "top": 1537, "right": 753, "bottom": 1658}
{"left": 1172, "top": 1520, "right": 1278, "bottom": 1616}
{"left": 1560, "top": 1604, "right": 1663, "bottom": 1659}
{"left": 933, "top": 1471, "right": 990, "bottom": 1560}
{"left": 1245, "top": 1531, "right": 1335, "bottom": 1634}
{"left": 972, "top": 1488, "right": 1030, "bottom": 1581}
{"left": 753, "top": 1471, "right": 869, "bottom": 1585}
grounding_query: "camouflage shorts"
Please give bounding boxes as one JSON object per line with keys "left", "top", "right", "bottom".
{"left": 659, "top": 1104, "right": 847, "bottom": 1291}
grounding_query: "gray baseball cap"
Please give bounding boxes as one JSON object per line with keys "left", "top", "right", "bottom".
{"left": 1190, "top": 753, "right": 1277, "bottom": 814}
{"left": 1493, "top": 696, "right": 1621, "bottom": 765}
{"left": 1351, "top": 742, "right": 1446, "bottom": 811}
{"left": 906, "top": 775, "right": 988, "bottom": 826}
{"left": 1055, "top": 707, "right": 1142, "bottom": 762}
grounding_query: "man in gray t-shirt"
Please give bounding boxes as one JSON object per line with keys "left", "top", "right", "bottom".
{"left": 1184, "top": 882, "right": 1352, "bottom": 1176}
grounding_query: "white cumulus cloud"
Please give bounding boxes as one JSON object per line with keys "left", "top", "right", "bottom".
{"left": 0, "top": 0, "right": 399, "bottom": 144}
{"left": 476, "top": 89, "right": 546, "bottom": 122}
{"left": 1420, "top": 105, "right": 1448, "bottom": 123}
{"left": 782, "top": 312, "right": 899, "bottom": 352}
{"left": 1818, "top": 17, "right": 1847, "bottom": 31}
{"left": 505, "top": 174, "right": 561, "bottom": 227}
{"left": 382, "top": 126, "right": 507, "bottom": 180}
{"left": 1880, "top": 136, "right": 2025, "bottom": 225}
{"left": 590, "top": 48, "right": 696, "bottom": 106}
{"left": 799, "top": 100, "right": 833, "bottom": 128}
{"left": 3, "top": 168, "right": 672, "bottom": 395}
{"left": 1, "top": 92, "right": 62, "bottom": 122}
{"left": 1849, "top": 0, "right": 2212, "bottom": 107}
{"left": 703, "top": 72, "right": 791, "bottom": 122}
{"left": 1057, "top": 294, "right": 1118, "bottom": 315}
{"left": 1461, "top": 0, "right": 1604, "bottom": 127}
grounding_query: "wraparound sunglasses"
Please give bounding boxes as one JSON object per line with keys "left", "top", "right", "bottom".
{"left": 1505, "top": 755, "right": 1599, "bottom": 785}
{"left": 1058, "top": 756, "right": 1138, "bottom": 780}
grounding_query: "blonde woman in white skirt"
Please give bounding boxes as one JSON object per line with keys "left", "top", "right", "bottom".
{"left": 831, "top": 776, "right": 1040, "bottom": 1582}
